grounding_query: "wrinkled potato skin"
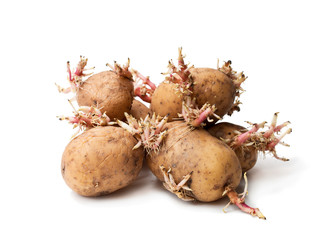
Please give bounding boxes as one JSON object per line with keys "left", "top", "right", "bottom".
{"left": 147, "top": 121, "right": 242, "bottom": 202}
{"left": 208, "top": 122, "right": 258, "bottom": 172}
{"left": 190, "top": 68, "right": 236, "bottom": 119}
{"left": 77, "top": 71, "right": 134, "bottom": 120}
{"left": 61, "top": 127, "right": 144, "bottom": 197}
{"left": 150, "top": 81, "right": 183, "bottom": 121}
{"left": 130, "top": 99, "right": 151, "bottom": 120}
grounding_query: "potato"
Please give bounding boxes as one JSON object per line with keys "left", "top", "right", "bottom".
{"left": 151, "top": 49, "right": 245, "bottom": 126}
{"left": 150, "top": 81, "right": 183, "bottom": 121}
{"left": 147, "top": 121, "right": 242, "bottom": 202}
{"left": 76, "top": 71, "right": 134, "bottom": 120}
{"left": 190, "top": 67, "right": 237, "bottom": 119}
{"left": 61, "top": 126, "right": 144, "bottom": 196}
{"left": 208, "top": 122, "right": 258, "bottom": 172}
{"left": 130, "top": 99, "right": 151, "bottom": 120}
{"left": 208, "top": 113, "right": 292, "bottom": 172}
{"left": 144, "top": 121, "right": 265, "bottom": 218}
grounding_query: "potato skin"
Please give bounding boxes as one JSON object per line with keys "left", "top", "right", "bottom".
{"left": 130, "top": 99, "right": 151, "bottom": 120}
{"left": 61, "top": 126, "right": 144, "bottom": 197}
{"left": 77, "top": 71, "right": 134, "bottom": 120}
{"left": 150, "top": 81, "right": 183, "bottom": 121}
{"left": 190, "top": 68, "right": 236, "bottom": 119}
{"left": 208, "top": 122, "right": 258, "bottom": 172}
{"left": 147, "top": 121, "right": 242, "bottom": 202}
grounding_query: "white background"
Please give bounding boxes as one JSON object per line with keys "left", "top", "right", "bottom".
{"left": 1, "top": 0, "right": 330, "bottom": 239}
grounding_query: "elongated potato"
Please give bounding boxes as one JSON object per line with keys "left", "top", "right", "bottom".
{"left": 147, "top": 121, "right": 242, "bottom": 202}
{"left": 77, "top": 71, "right": 134, "bottom": 120}
{"left": 61, "top": 126, "right": 144, "bottom": 196}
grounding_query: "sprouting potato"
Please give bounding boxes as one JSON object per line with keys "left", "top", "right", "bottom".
{"left": 145, "top": 121, "right": 265, "bottom": 219}
{"left": 208, "top": 122, "right": 258, "bottom": 172}
{"left": 77, "top": 61, "right": 134, "bottom": 120}
{"left": 118, "top": 115, "right": 265, "bottom": 219}
{"left": 150, "top": 48, "right": 246, "bottom": 125}
{"left": 190, "top": 66, "right": 237, "bottom": 118}
{"left": 208, "top": 113, "right": 292, "bottom": 172}
{"left": 147, "top": 121, "right": 242, "bottom": 202}
{"left": 56, "top": 57, "right": 134, "bottom": 121}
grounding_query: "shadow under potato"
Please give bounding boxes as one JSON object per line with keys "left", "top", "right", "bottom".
{"left": 70, "top": 165, "right": 153, "bottom": 201}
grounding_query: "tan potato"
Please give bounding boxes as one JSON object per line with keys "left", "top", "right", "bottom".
{"left": 147, "top": 121, "right": 242, "bottom": 202}
{"left": 190, "top": 68, "right": 236, "bottom": 119}
{"left": 77, "top": 71, "right": 134, "bottom": 120}
{"left": 61, "top": 126, "right": 144, "bottom": 196}
{"left": 130, "top": 99, "right": 151, "bottom": 120}
{"left": 150, "top": 81, "right": 183, "bottom": 121}
{"left": 208, "top": 122, "right": 258, "bottom": 172}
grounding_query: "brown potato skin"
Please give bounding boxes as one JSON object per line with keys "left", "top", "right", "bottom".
{"left": 150, "top": 81, "right": 183, "bottom": 121}
{"left": 130, "top": 99, "right": 151, "bottom": 120}
{"left": 77, "top": 71, "right": 134, "bottom": 120}
{"left": 61, "top": 126, "right": 144, "bottom": 197}
{"left": 190, "top": 68, "right": 236, "bottom": 119}
{"left": 208, "top": 122, "right": 258, "bottom": 172}
{"left": 147, "top": 121, "right": 242, "bottom": 202}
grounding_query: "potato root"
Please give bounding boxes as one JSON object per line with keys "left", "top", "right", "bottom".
{"left": 61, "top": 126, "right": 144, "bottom": 197}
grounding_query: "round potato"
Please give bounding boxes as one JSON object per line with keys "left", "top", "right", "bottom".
{"left": 77, "top": 71, "right": 134, "bottom": 120}
{"left": 150, "top": 81, "right": 183, "bottom": 121}
{"left": 61, "top": 126, "right": 144, "bottom": 196}
{"left": 190, "top": 68, "right": 236, "bottom": 119}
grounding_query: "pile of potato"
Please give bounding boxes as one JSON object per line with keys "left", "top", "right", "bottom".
{"left": 57, "top": 50, "right": 291, "bottom": 219}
